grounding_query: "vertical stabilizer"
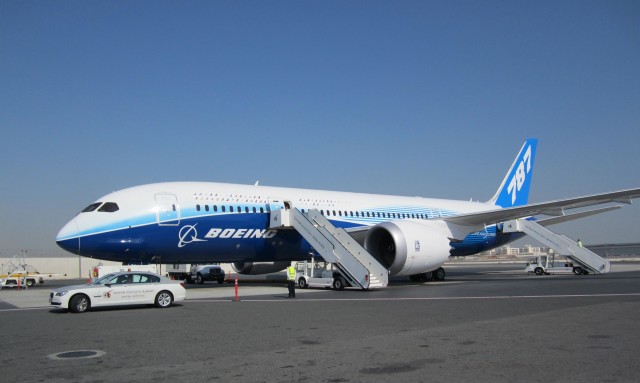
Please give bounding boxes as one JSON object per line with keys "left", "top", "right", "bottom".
{"left": 488, "top": 139, "right": 537, "bottom": 208}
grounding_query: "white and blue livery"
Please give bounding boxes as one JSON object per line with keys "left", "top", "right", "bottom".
{"left": 56, "top": 139, "right": 640, "bottom": 280}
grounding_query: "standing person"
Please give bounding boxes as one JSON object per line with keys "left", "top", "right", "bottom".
{"left": 287, "top": 264, "right": 296, "bottom": 298}
{"left": 577, "top": 239, "right": 583, "bottom": 247}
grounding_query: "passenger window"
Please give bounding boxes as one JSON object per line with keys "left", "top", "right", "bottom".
{"left": 245, "top": 206, "right": 249, "bottom": 213}
{"left": 230, "top": 206, "right": 234, "bottom": 212}
{"left": 132, "top": 274, "right": 147, "bottom": 283}
{"left": 214, "top": 205, "right": 218, "bottom": 212}
{"left": 222, "top": 206, "right": 226, "bottom": 212}
{"left": 260, "top": 207, "right": 264, "bottom": 213}
{"left": 196, "top": 205, "right": 201, "bottom": 212}
{"left": 116, "top": 274, "right": 131, "bottom": 284}
{"left": 253, "top": 207, "right": 257, "bottom": 213}
{"left": 81, "top": 202, "right": 102, "bottom": 213}
{"left": 98, "top": 202, "right": 119, "bottom": 213}
{"left": 205, "top": 205, "right": 210, "bottom": 212}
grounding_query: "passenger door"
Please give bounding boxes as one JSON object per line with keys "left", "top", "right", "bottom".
{"left": 155, "top": 193, "right": 180, "bottom": 226}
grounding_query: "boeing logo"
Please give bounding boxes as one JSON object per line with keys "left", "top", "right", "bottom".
{"left": 178, "top": 224, "right": 207, "bottom": 248}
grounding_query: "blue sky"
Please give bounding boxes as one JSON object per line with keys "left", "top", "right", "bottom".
{"left": 1, "top": 1, "right": 639, "bottom": 256}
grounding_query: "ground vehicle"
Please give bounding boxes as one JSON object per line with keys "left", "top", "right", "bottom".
{"left": 50, "top": 271, "right": 186, "bottom": 313}
{"left": 166, "top": 264, "right": 194, "bottom": 281}
{"left": 525, "top": 255, "right": 588, "bottom": 275}
{"left": 295, "top": 257, "right": 349, "bottom": 290}
{"left": 167, "top": 264, "right": 224, "bottom": 283}
{"left": 1, "top": 271, "right": 44, "bottom": 288}
{"left": 191, "top": 265, "right": 225, "bottom": 284}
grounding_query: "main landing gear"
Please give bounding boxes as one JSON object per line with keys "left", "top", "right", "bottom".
{"left": 409, "top": 267, "right": 446, "bottom": 283}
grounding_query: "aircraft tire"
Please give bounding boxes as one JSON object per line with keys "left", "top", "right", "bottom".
{"left": 433, "top": 267, "right": 445, "bottom": 281}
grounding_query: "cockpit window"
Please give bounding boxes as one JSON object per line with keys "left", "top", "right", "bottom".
{"left": 81, "top": 202, "right": 102, "bottom": 213}
{"left": 98, "top": 202, "right": 119, "bottom": 213}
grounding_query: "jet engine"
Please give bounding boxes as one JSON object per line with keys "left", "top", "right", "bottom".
{"left": 231, "top": 261, "right": 291, "bottom": 275}
{"left": 364, "top": 220, "right": 453, "bottom": 276}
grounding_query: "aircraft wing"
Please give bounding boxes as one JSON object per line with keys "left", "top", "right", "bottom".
{"left": 442, "top": 188, "right": 640, "bottom": 227}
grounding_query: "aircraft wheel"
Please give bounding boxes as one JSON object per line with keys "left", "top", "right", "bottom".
{"left": 433, "top": 267, "right": 445, "bottom": 281}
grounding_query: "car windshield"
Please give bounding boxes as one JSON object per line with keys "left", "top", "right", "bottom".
{"left": 91, "top": 273, "right": 118, "bottom": 285}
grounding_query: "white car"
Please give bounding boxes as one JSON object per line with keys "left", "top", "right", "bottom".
{"left": 50, "top": 271, "right": 186, "bottom": 313}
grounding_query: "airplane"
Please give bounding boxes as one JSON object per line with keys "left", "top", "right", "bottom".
{"left": 56, "top": 139, "right": 640, "bottom": 284}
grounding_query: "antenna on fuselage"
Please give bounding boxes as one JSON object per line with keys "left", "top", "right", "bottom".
{"left": 254, "top": 180, "right": 259, "bottom": 186}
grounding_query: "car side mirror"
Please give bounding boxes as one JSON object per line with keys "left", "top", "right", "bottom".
{"left": 105, "top": 283, "right": 112, "bottom": 287}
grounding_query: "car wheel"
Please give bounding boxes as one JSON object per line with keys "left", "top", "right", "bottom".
{"left": 535, "top": 267, "right": 544, "bottom": 276}
{"left": 298, "top": 277, "right": 308, "bottom": 289}
{"left": 69, "top": 294, "right": 90, "bottom": 313}
{"left": 26, "top": 279, "right": 35, "bottom": 287}
{"left": 155, "top": 291, "right": 173, "bottom": 308}
{"left": 196, "top": 274, "right": 204, "bottom": 284}
{"left": 333, "top": 277, "right": 345, "bottom": 291}
{"left": 217, "top": 278, "right": 224, "bottom": 284}
{"left": 573, "top": 267, "right": 583, "bottom": 275}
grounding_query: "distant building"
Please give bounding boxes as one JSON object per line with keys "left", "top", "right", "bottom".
{"left": 476, "top": 242, "right": 640, "bottom": 259}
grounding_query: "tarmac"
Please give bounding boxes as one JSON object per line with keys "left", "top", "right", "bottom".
{"left": 1, "top": 262, "right": 640, "bottom": 382}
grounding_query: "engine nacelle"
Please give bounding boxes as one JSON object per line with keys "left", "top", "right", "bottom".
{"left": 231, "top": 261, "right": 290, "bottom": 275}
{"left": 364, "top": 220, "right": 453, "bottom": 276}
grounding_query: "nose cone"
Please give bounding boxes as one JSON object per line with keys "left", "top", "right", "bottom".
{"left": 56, "top": 218, "right": 80, "bottom": 255}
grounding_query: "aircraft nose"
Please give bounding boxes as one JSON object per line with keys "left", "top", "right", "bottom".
{"left": 56, "top": 218, "right": 80, "bottom": 255}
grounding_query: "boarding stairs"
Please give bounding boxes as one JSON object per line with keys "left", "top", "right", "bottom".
{"left": 270, "top": 208, "right": 388, "bottom": 289}
{"left": 503, "top": 219, "right": 610, "bottom": 274}
{"left": 0, "top": 256, "right": 27, "bottom": 289}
